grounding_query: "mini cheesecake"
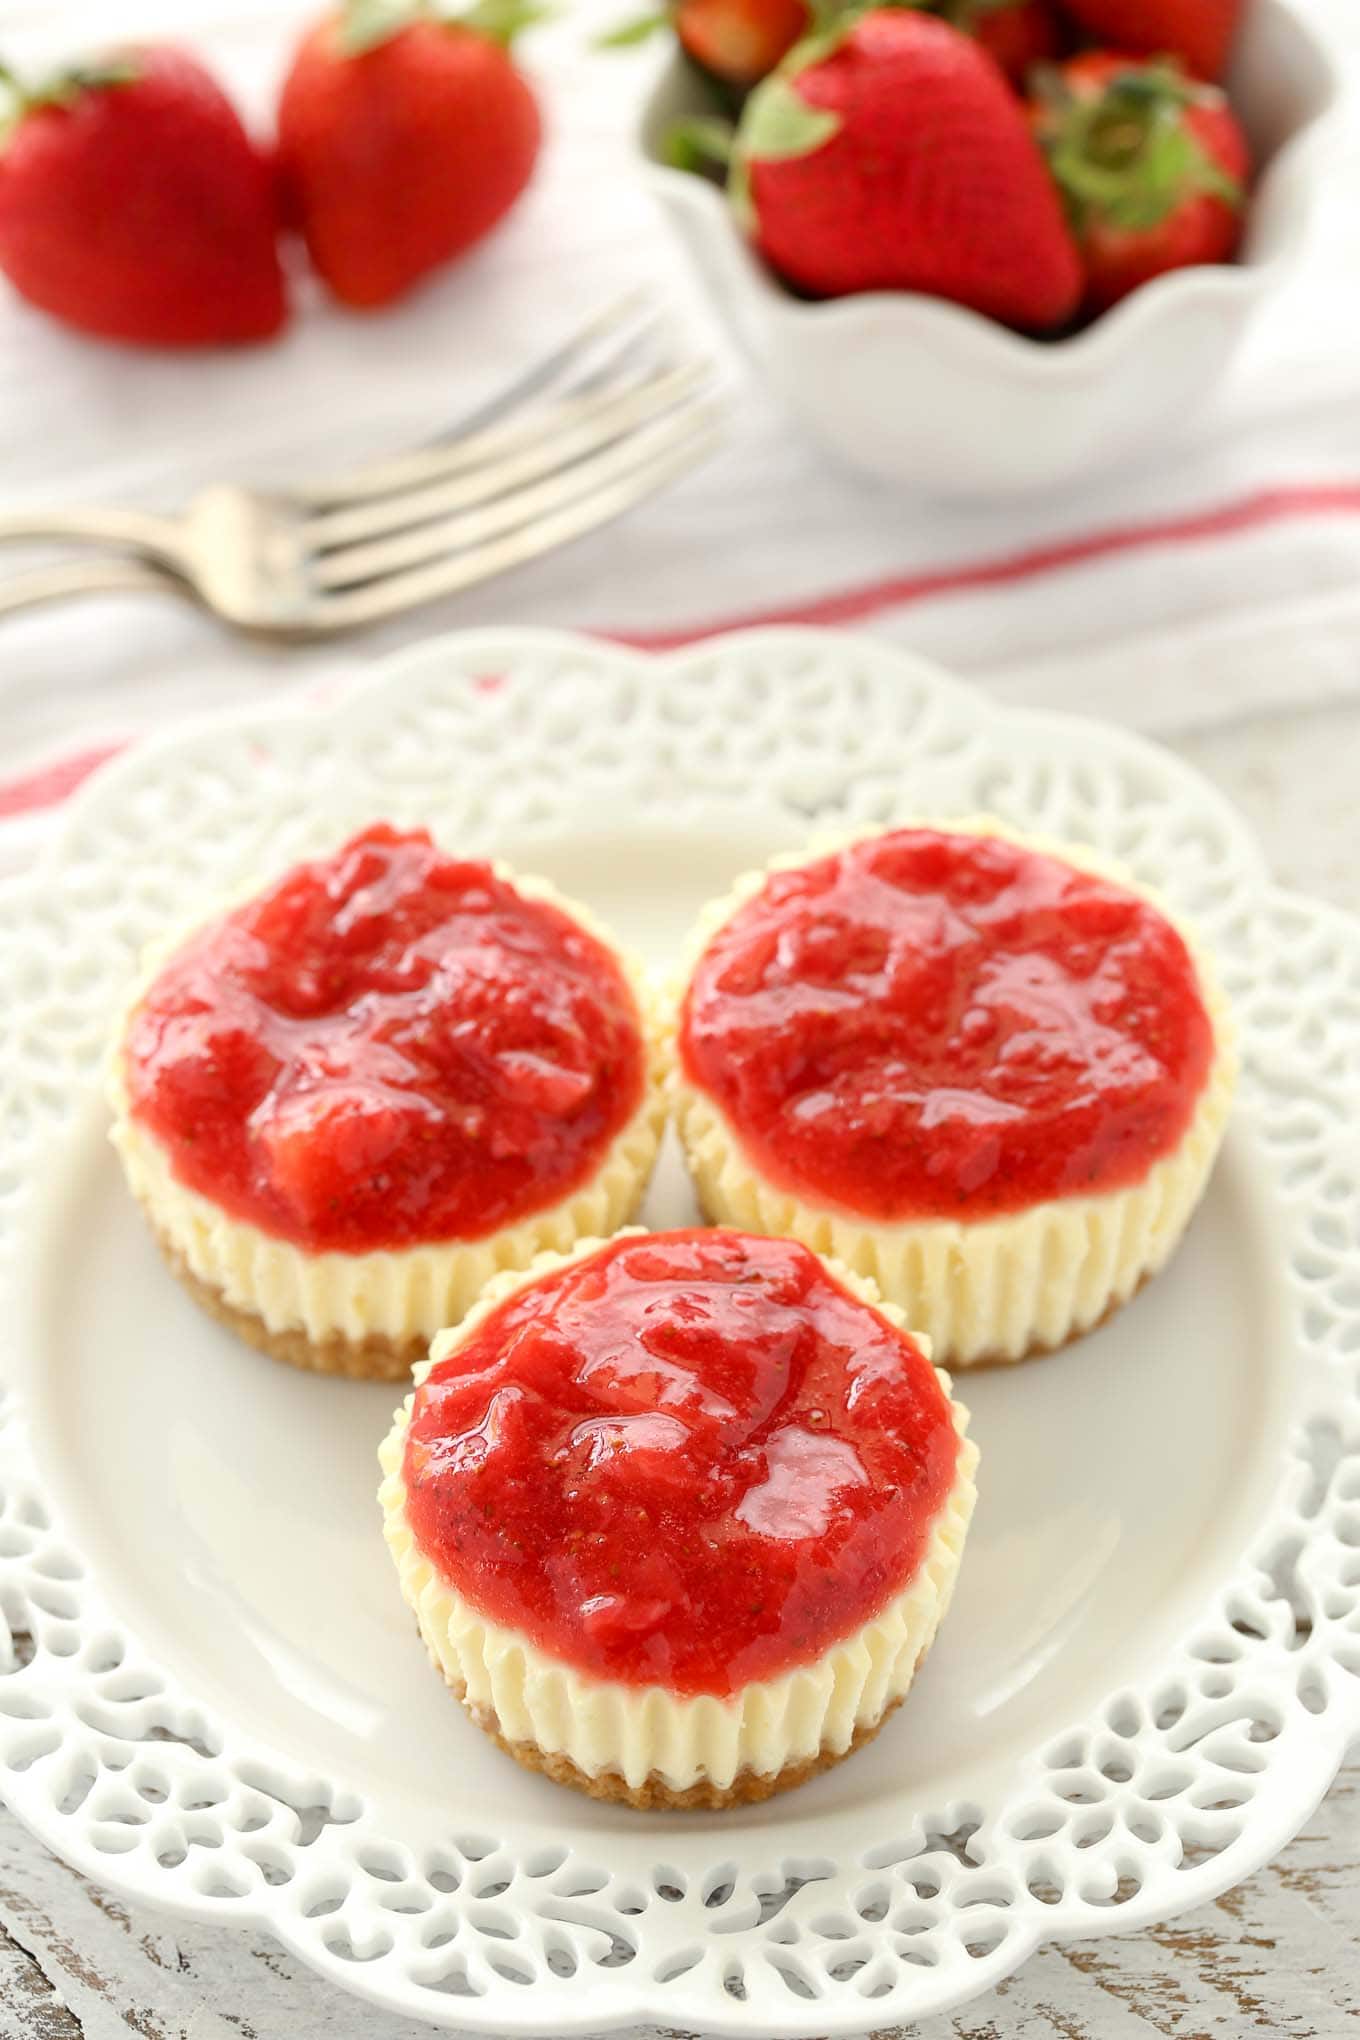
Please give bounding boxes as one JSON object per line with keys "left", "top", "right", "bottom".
{"left": 672, "top": 820, "right": 1236, "bottom": 1367}
{"left": 379, "top": 1228, "right": 977, "bottom": 1808}
{"left": 109, "top": 824, "right": 665, "bottom": 1379}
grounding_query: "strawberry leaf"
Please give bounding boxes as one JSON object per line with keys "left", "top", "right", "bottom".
{"left": 341, "top": 0, "right": 545, "bottom": 50}
{"left": 340, "top": 0, "right": 428, "bottom": 53}
{"left": 802, "top": 0, "right": 869, "bottom": 31}
{"left": 1040, "top": 63, "right": 1243, "bottom": 232}
{"left": 665, "top": 115, "right": 737, "bottom": 171}
{"left": 51, "top": 58, "right": 141, "bottom": 94}
{"left": 739, "top": 74, "right": 840, "bottom": 163}
{"left": 1187, "top": 148, "right": 1244, "bottom": 209}
{"left": 596, "top": 11, "right": 672, "bottom": 46}
{"left": 729, "top": 153, "right": 755, "bottom": 234}
{"left": 0, "top": 59, "right": 21, "bottom": 132}
{"left": 0, "top": 51, "right": 138, "bottom": 137}
{"left": 459, "top": 0, "right": 551, "bottom": 44}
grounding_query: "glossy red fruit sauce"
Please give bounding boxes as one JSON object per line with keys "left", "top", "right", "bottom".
{"left": 123, "top": 825, "right": 646, "bottom": 1252}
{"left": 680, "top": 829, "right": 1214, "bottom": 1222}
{"left": 402, "top": 1229, "right": 959, "bottom": 1695}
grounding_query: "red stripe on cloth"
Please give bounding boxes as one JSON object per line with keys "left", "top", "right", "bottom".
{"left": 5, "top": 479, "right": 1360, "bottom": 823}
{"left": 605, "top": 481, "right": 1360, "bottom": 651}
{"left": 0, "top": 740, "right": 126, "bottom": 819}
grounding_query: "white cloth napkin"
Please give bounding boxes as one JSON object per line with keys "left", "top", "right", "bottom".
{"left": 2, "top": 0, "right": 1360, "bottom": 870}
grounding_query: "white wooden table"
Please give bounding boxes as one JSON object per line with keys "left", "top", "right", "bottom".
{"left": 2, "top": 689, "right": 1357, "bottom": 2038}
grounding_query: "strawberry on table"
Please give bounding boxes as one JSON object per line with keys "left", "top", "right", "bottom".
{"left": 277, "top": 0, "right": 542, "bottom": 310}
{"left": 730, "top": 10, "right": 1083, "bottom": 329}
{"left": 1033, "top": 52, "right": 1250, "bottom": 314}
{"left": 0, "top": 47, "right": 287, "bottom": 348}
{"left": 1059, "top": 0, "right": 1244, "bottom": 82}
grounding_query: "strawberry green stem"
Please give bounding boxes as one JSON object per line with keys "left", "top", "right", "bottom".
{"left": 0, "top": 61, "right": 20, "bottom": 147}
{"left": 595, "top": 10, "right": 671, "bottom": 47}
{"left": 459, "top": 0, "right": 550, "bottom": 45}
{"left": 665, "top": 115, "right": 736, "bottom": 171}
{"left": 1040, "top": 65, "right": 1242, "bottom": 231}
{"left": 0, "top": 52, "right": 138, "bottom": 134}
{"left": 340, "top": 0, "right": 428, "bottom": 53}
{"left": 340, "top": 0, "right": 544, "bottom": 51}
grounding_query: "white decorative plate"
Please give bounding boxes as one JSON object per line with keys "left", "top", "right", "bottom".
{"left": 1, "top": 628, "right": 1357, "bottom": 2037}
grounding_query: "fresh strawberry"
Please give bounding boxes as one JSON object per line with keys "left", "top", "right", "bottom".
{"left": 0, "top": 47, "right": 286, "bottom": 347}
{"left": 732, "top": 10, "right": 1083, "bottom": 329}
{"left": 277, "top": 0, "right": 542, "bottom": 309}
{"left": 599, "top": 0, "right": 808, "bottom": 91}
{"left": 1033, "top": 52, "right": 1250, "bottom": 313}
{"left": 677, "top": 0, "right": 810, "bottom": 86}
{"left": 1058, "top": 0, "right": 1243, "bottom": 81}
{"left": 928, "top": 0, "right": 1062, "bottom": 87}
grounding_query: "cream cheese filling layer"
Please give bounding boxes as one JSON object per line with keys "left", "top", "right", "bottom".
{"left": 378, "top": 1239, "right": 978, "bottom": 1795}
{"left": 107, "top": 870, "right": 668, "bottom": 1348}
{"left": 670, "top": 817, "right": 1239, "bottom": 1367}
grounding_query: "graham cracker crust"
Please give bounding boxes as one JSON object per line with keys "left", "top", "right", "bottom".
{"left": 155, "top": 1231, "right": 423, "bottom": 1382}
{"left": 446, "top": 1672, "right": 911, "bottom": 1810}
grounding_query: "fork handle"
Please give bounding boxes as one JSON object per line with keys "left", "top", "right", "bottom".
{"left": 0, "top": 556, "right": 189, "bottom": 620}
{"left": 0, "top": 505, "right": 182, "bottom": 560}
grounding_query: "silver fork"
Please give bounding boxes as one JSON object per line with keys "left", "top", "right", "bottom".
{"left": 0, "top": 297, "right": 722, "bottom": 636}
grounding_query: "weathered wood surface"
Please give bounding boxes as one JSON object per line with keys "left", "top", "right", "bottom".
{"left": 0, "top": 1760, "right": 1354, "bottom": 2039}
{"left": 2, "top": 697, "right": 1358, "bottom": 2037}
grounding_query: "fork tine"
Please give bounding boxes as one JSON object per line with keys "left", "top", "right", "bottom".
{"left": 549, "top": 302, "right": 676, "bottom": 397}
{"left": 299, "top": 340, "right": 677, "bottom": 514}
{"left": 313, "top": 397, "right": 719, "bottom": 590}
{"left": 422, "top": 289, "right": 666, "bottom": 437}
{"left": 307, "top": 362, "right": 714, "bottom": 552}
{"left": 294, "top": 291, "right": 662, "bottom": 507}
{"left": 313, "top": 406, "right": 721, "bottom": 631}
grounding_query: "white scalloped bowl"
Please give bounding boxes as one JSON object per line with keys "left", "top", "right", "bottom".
{"left": 641, "top": 0, "right": 1342, "bottom": 496}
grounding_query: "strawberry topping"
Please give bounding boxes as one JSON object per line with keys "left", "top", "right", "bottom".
{"left": 680, "top": 829, "right": 1216, "bottom": 1222}
{"left": 402, "top": 1229, "right": 959, "bottom": 1694}
{"left": 123, "top": 825, "right": 647, "bottom": 1252}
